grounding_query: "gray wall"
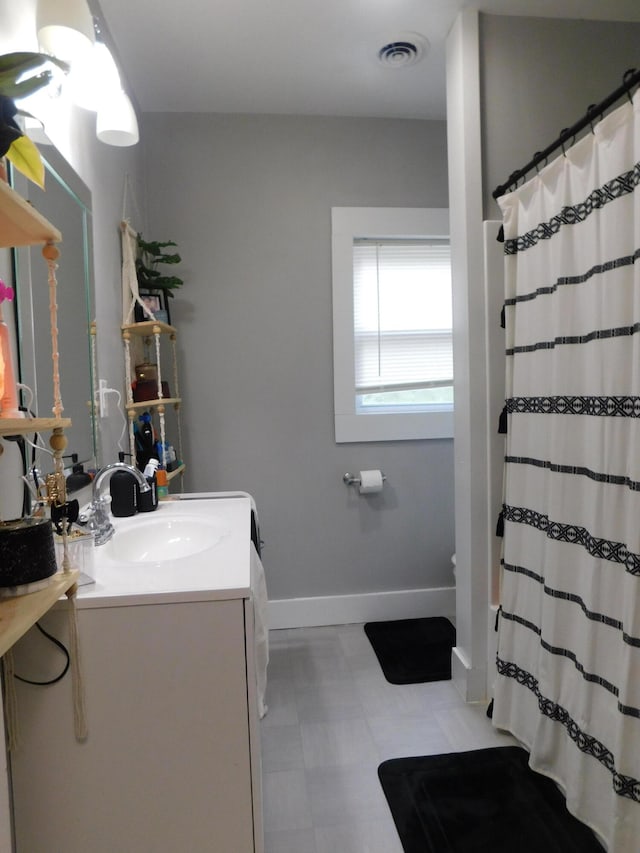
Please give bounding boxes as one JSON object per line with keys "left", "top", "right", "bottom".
{"left": 481, "top": 14, "right": 640, "bottom": 219}
{"left": 141, "top": 114, "right": 454, "bottom": 601}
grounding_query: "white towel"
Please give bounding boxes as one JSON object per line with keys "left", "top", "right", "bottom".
{"left": 250, "top": 541, "right": 269, "bottom": 718}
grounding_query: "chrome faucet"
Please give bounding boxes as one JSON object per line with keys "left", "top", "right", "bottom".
{"left": 81, "top": 462, "right": 151, "bottom": 546}
{"left": 93, "top": 462, "right": 151, "bottom": 499}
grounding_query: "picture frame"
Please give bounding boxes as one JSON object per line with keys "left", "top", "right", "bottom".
{"left": 134, "top": 288, "right": 171, "bottom": 325}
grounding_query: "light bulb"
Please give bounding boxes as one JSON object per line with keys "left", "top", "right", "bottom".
{"left": 36, "top": 0, "right": 95, "bottom": 64}
{"left": 68, "top": 41, "right": 121, "bottom": 111}
{"left": 96, "top": 90, "right": 139, "bottom": 147}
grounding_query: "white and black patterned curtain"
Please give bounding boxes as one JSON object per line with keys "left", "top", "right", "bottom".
{"left": 493, "top": 92, "right": 640, "bottom": 851}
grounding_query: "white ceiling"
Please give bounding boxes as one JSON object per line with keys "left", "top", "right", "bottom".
{"left": 96, "top": 0, "right": 640, "bottom": 120}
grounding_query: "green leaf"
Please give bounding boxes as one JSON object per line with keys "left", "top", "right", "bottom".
{"left": 0, "top": 71, "right": 53, "bottom": 100}
{"left": 154, "top": 276, "right": 183, "bottom": 288}
{"left": 0, "top": 52, "right": 68, "bottom": 99}
{"left": 136, "top": 233, "right": 184, "bottom": 290}
{"left": 6, "top": 134, "right": 45, "bottom": 189}
{"left": 0, "top": 52, "right": 68, "bottom": 75}
{"left": 137, "top": 236, "right": 178, "bottom": 252}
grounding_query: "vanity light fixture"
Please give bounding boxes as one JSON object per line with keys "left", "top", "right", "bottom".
{"left": 36, "top": 0, "right": 95, "bottom": 64}
{"left": 96, "top": 89, "right": 139, "bottom": 147}
{"left": 68, "top": 40, "right": 121, "bottom": 111}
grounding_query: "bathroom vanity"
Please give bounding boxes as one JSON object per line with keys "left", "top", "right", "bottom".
{"left": 9, "top": 493, "right": 263, "bottom": 853}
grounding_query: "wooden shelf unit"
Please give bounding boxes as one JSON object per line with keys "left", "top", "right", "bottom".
{"left": 121, "top": 319, "right": 185, "bottom": 490}
{"left": 121, "top": 319, "right": 176, "bottom": 338}
{"left": 0, "top": 179, "right": 67, "bottom": 443}
{"left": 0, "top": 179, "right": 61, "bottom": 248}
{"left": 125, "top": 397, "right": 181, "bottom": 414}
{"left": 0, "top": 416, "right": 71, "bottom": 438}
{"left": 166, "top": 463, "right": 186, "bottom": 482}
{"left": 0, "top": 571, "right": 79, "bottom": 658}
{"left": 0, "top": 178, "right": 75, "bottom": 656}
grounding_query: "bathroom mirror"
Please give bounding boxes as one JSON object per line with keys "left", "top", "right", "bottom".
{"left": 11, "top": 142, "right": 97, "bottom": 475}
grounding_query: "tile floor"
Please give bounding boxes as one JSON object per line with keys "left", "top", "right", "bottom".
{"left": 260, "top": 623, "right": 517, "bottom": 853}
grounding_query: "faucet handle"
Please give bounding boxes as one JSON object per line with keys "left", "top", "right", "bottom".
{"left": 80, "top": 495, "right": 115, "bottom": 545}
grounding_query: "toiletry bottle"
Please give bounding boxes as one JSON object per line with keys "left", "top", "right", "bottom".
{"left": 156, "top": 469, "right": 169, "bottom": 501}
{"left": 138, "top": 459, "right": 159, "bottom": 512}
{"left": 135, "top": 411, "right": 157, "bottom": 470}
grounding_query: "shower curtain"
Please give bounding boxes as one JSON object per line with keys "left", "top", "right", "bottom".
{"left": 492, "top": 92, "right": 640, "bottom": 851}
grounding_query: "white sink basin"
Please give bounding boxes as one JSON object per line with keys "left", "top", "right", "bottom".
{"left": 103, "top": 515, "right": 228, "bottom": 563}
{"left": 85, "top": 493, "right": 252, "bottom": 601}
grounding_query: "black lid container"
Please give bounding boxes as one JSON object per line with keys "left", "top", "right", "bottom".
{"left": 66, "top": 462, "right": 92, "bottom": 494}
{"left": 109, "top": 471, "right": 137, "bottom": 517}
{"left": 137, "top": 476, "right": 158, "bottom": 513}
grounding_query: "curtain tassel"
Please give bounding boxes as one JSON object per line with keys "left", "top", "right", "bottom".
{"left": 500, "top": 304, "right": 506, "bottom": 328}
{"left": 496, "top": 510, "right": 505, "bottom": 538}
{"left": 498, "top": 405, "right": 508, "bottom": 434}
{"left": 496, "top": 225, "right": 505, "bottom": 243}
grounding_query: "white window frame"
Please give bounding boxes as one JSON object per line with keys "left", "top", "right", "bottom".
{"left": 332, "top": 207, "right": 454, "bottom": 443}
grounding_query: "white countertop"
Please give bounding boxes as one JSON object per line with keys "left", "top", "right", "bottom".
{"left": 75, "top": 492, "right": 252, "bottom": 609}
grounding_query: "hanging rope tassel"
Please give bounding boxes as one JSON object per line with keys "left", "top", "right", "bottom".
{"left": 43, "top": 244, "right": 64, "bottom": 418}
{"left": 500, "top": 304, "right": 506, "bottom": 329}
{"left": 2, "top": 650, "right": 20, "bottom": 751}
{"left": 66, "top": 588, "right": 88, "bottom": 741}
{"left": 498, "top": 404, "right": 508, "bottom": 434}
{"left": 496, "top": 224, "right": 505, "bottom": 243}
{"left": 495, "top": 509, "right": 505, "bottom": 538}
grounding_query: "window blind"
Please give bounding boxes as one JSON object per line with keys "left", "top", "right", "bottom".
{"left": 353, "top": 239, "right": 453, "bottom": 394}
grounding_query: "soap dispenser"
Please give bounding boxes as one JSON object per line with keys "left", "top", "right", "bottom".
{"left": 65, "top": 453, "right": 93, "bottom": 494}
{"left": 109, "top": 452, "right": 137, "bottom": 517}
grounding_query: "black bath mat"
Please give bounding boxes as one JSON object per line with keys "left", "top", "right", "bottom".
{"left": 378, "top": 746, "right": 603, "bottom": 853}
{"left": 364, "top": 617, "right": 455, "bottom": 684}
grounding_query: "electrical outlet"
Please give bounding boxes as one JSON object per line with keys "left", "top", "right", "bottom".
{"left": 99, "top": 379, "right": 109, "bottom": 418}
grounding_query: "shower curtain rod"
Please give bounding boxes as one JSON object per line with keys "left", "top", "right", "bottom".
{"left": 492, "top": 67, "right": 640, "bottom": 200}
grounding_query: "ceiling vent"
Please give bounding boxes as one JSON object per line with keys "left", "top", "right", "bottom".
{"left": 377, "top": 33, "right": 428, "bottom": 68}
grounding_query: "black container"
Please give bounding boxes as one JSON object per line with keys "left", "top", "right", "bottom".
{"left": 137, "top": 476, "right": 158, "bottom": 513}
{"left": 110, "top": 471, "right": 138, "bottom": 517}
{"left": 66, "top": 462, "right": 92, "bottom": 494}
{"left": 0, "top": 518, "right": 57, "bottom": 588}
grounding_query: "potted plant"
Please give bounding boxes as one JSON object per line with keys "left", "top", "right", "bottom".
{"left": 135, "top": 234, "right": 184, "bottom": 323}
{"left": 0, "top": 52, "right": 68, "bottom": 188}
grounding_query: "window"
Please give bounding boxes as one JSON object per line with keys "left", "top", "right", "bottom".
{"left": 332, "top": 207, "right": 453, "bottom": 442}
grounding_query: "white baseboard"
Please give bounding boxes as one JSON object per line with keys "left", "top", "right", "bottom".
{"left": 267, "top": 586, "right": 456, "bottom": 630}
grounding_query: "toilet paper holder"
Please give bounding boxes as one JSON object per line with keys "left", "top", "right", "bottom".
{"left": 343, "top": 471, "right": 386, "bottom": 487}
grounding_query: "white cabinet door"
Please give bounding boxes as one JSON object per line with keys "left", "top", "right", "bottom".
{"left": 10, "top": 598, "right": 256, "bottom": 852}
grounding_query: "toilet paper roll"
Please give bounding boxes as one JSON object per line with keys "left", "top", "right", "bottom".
{"left": 358, "top": 469, "right": 384, "bottom": 494}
